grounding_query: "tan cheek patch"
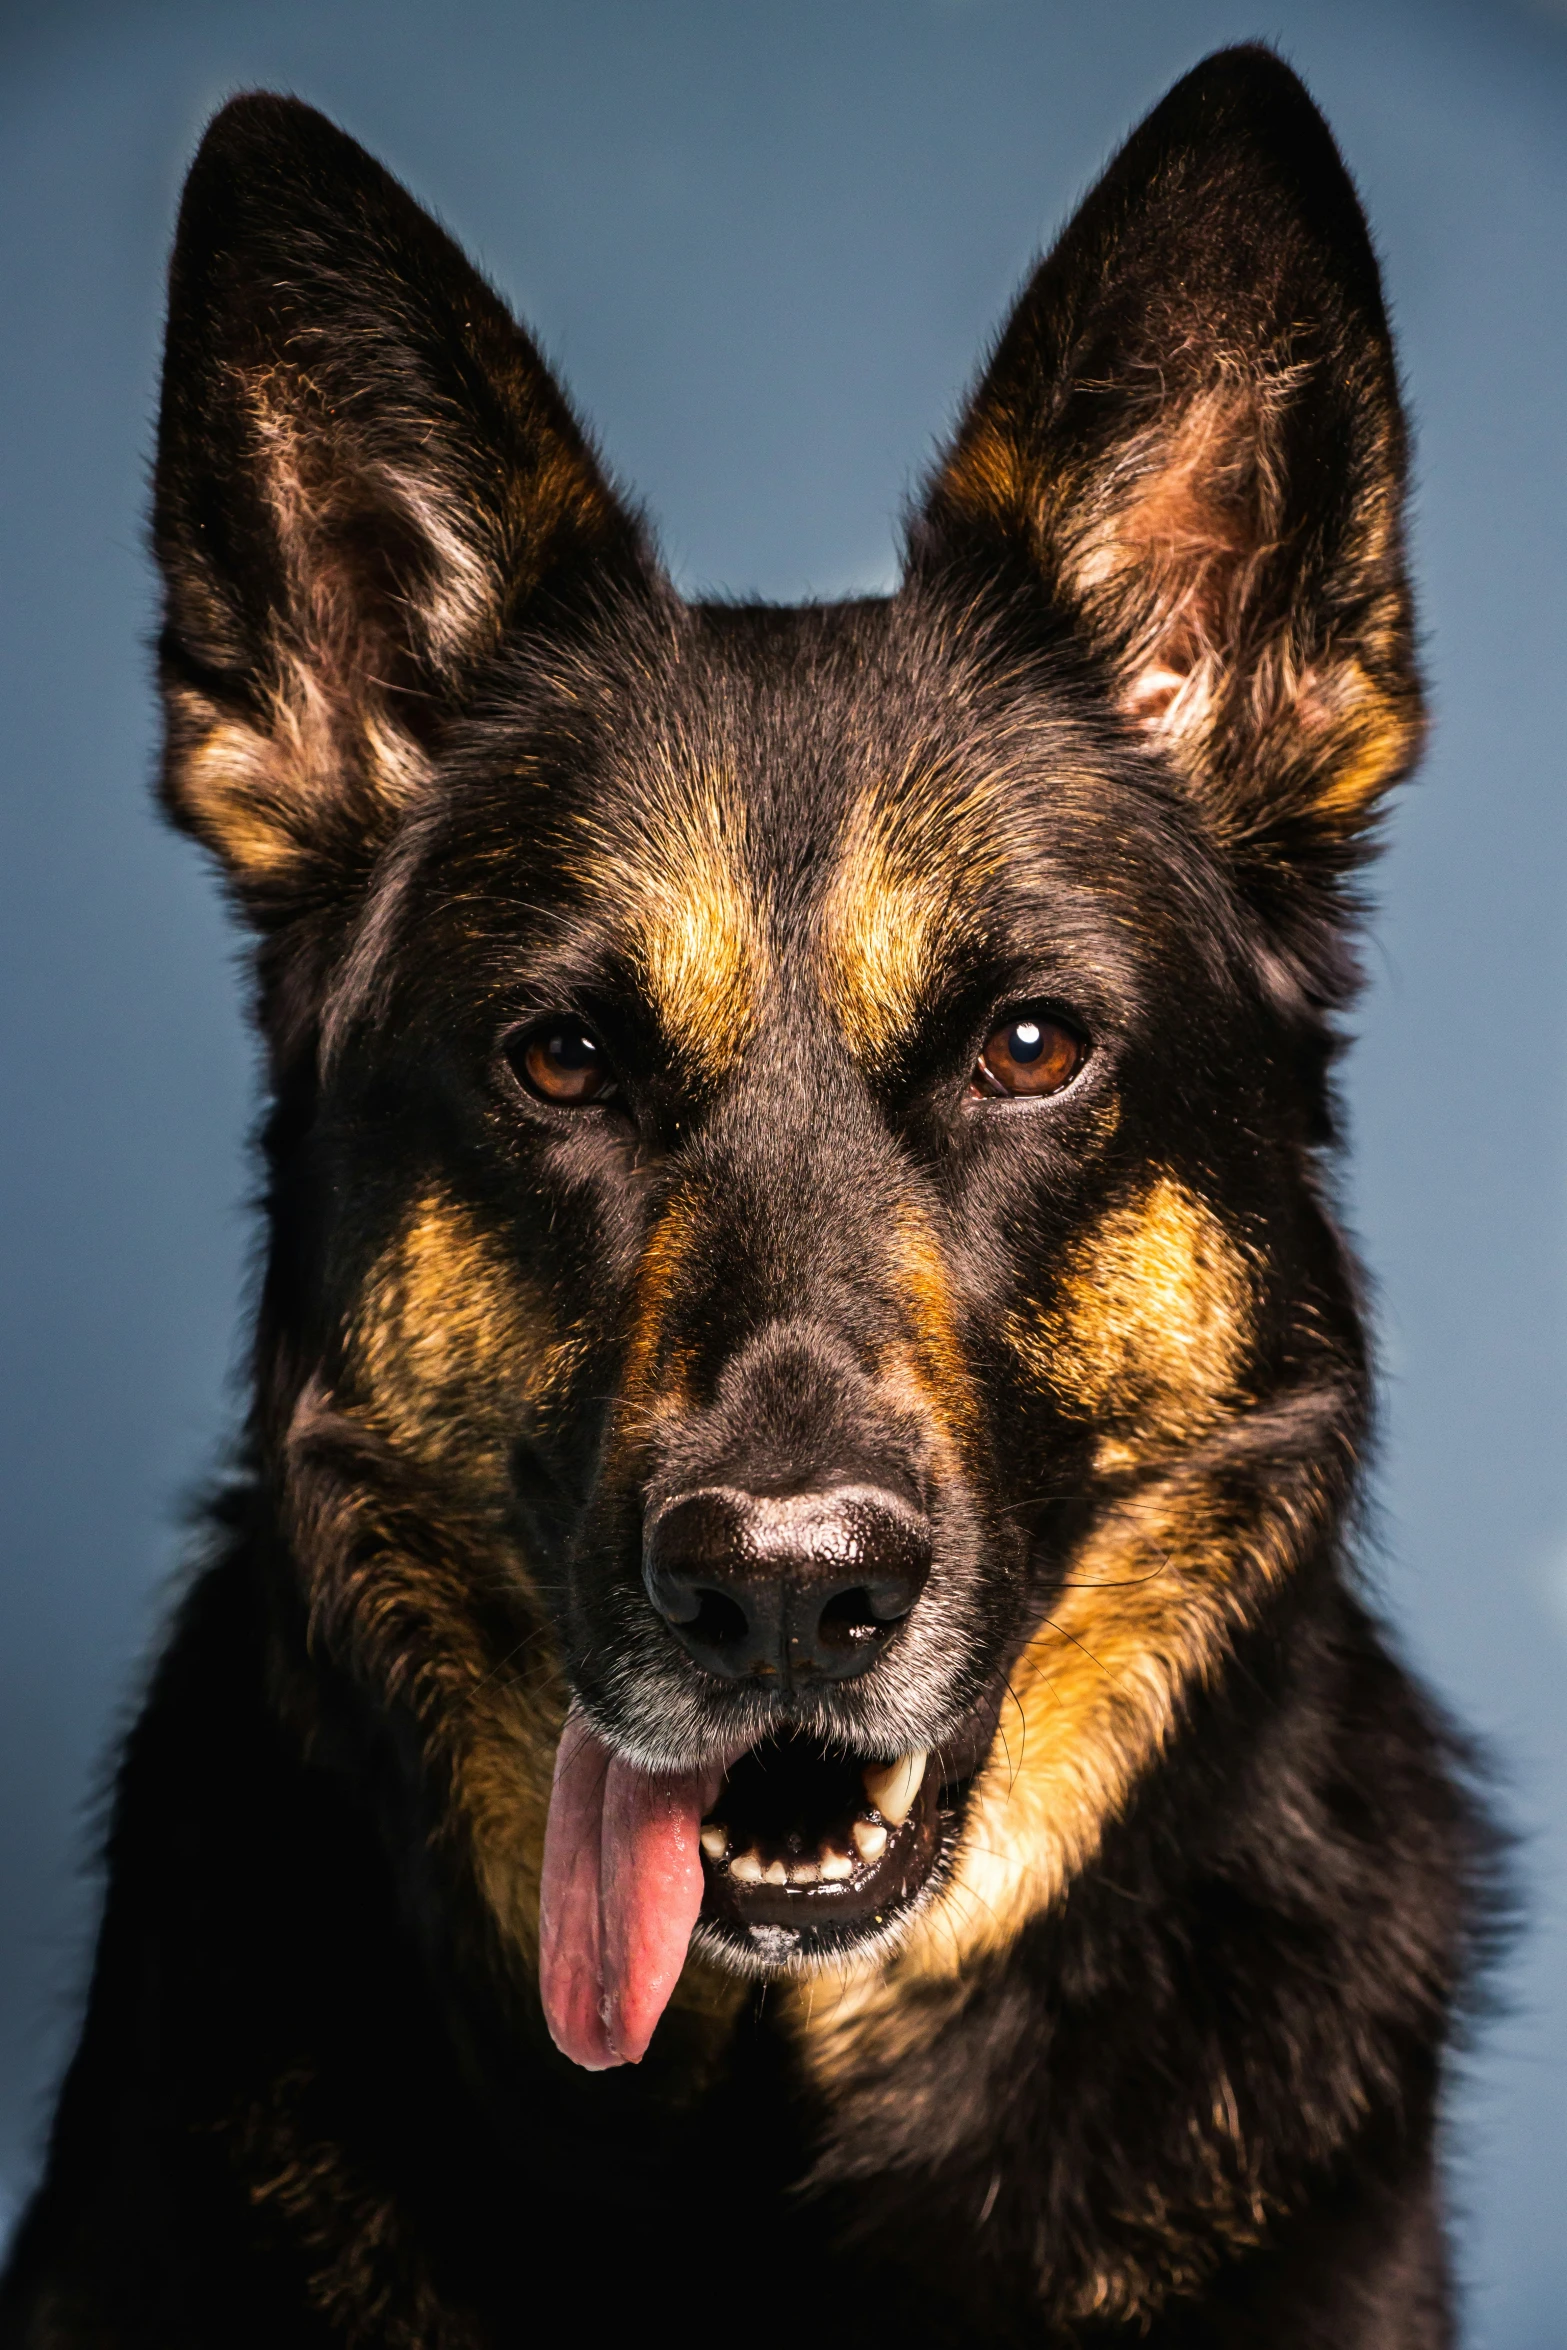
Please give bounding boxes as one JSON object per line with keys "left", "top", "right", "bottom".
{"left": 791, "top": 1182, "right": 1266, "bottom": 2079}
{"left": 1005, "top": 1174, "right": 1253, "bottom": 1467}
{"left": 348, "top": 1190, "right": 584, "bottom": 1484}
{"left": 322, "top": 1200, "right": 744, "bottom": 2045}
{"left": 282, "top": 1373, "right": 564, "bottom": 1982}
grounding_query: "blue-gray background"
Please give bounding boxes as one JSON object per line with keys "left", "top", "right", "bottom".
{"left": 2, "top": 1, "right": 1563, "bottom": 2338}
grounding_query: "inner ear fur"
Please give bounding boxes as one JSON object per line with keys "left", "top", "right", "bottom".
{"left": 154, "top": 94, "right": 652, "bottom": 908}
{"left": 913, "top": 46, "right": 1422, "bottom": 888}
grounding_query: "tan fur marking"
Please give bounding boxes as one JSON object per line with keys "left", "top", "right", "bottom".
{"left": 937, "top": 410, "right": 1029, "bottom": 524}
{"left": 581, "top": 762, "right": 764, "bottom": 1079}
{"left": 283, "top": 1376, "right": 563, "bottom": 1983}
{"left": 616, "top": 1189, "right": 706, "bottom": 1436}
{"left": 327, "top": 1195, "right": 588, "bottom": 1979}
{"left": 170, "top": 663, "right": 432, "bottom": 883}
{"left": 822, "top": 774, "right": 1004, "bottom": 1060}
{"left": 447, "top": 1680, "right": 563, "bottom": 1985}
{"left": 1298, "top": 657, "right": 1421, "bottom": 833}
{"left": 1066, "top": 383, "right": 1277, "bottom": 756}
{"left": 349, "top": 1191, "right": 582, "bottom": 1482}
{"left": 321, "top": 1193, "right": 717, "bottom": 1988}
{"left": 937, "top": 377, "right": 1419, "bottom": 844}
{"left": 1006, "top": 1174, "right": 1254, "bottom": 1459}
{"left": 179, "top": 726, "right": 307, "bottom": 876}
{"left": 164, "top": 363, "right": 527, "bottom": 885}
{"left": 1069, "top": 387, "right": 1422, "bottom": 835}
{"left": 882, "top": 1205, "right": 981, "bottom": 1454}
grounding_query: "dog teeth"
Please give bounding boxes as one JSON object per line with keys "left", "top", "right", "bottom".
{"left": 720, "top": 1814, "right": 903, "bottom": 1890}
{"left": 852, "top": 1818, "right": 889, "bottom": 1863}
{"left": 863, "top": 1749, "right": 928, "bottom": 1827}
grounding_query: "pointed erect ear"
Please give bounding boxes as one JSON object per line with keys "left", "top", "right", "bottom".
{"left": 913, "top": 47, "right": 1422, "bottom": 887}
{"left": 154, "top": 95, "right": 654, "bottom": 907}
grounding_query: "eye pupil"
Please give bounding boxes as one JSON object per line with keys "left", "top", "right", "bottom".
{"left": 1008, "top": 1021, "right": 1045, "bottom": 1063}
{"left": 546, "top": 1027, "right": 597, "bottom": 1072}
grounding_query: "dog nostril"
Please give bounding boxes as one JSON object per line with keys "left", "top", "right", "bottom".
{"left": 685, "top": 1587, "right": 750, "bottom": 1650}
{"left": 644, "top": 1560, "right": 748, "bottom": 1642}
{"left": 815, "top": 1586, "right": 890, "bottom": 1652}
{"left": 811, "top": 1541, "right": 925, "bottom": 1660}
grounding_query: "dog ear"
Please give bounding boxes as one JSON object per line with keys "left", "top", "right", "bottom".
{"left": 912, "top": 46, "right": 1421, "bottom": 901}
{"left": 154, "top": 95, "right": 652, "bottom": 911}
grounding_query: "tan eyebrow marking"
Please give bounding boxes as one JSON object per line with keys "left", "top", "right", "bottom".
{"left": 820, "top": 769, "right": 1005, "bottom": 1060}
{"left": 580, "top": 758, "right": 766, "bottom": 1079}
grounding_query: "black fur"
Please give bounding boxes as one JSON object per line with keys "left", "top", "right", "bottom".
{"left": 2, "top": 48, "right": 1493, "bottom": 2348}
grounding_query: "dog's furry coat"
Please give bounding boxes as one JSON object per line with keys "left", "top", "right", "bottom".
{"left": 1, "top": 46, "right": 1490, "bottom": 2349}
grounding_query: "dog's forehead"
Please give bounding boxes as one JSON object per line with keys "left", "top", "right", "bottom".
{"left": 528, "top": 598, "right": 1126, "bottom": 1067}
{"left": 334, "top": 598, "right": 1173, "bottom": 1082}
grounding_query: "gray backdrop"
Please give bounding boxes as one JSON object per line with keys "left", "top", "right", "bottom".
{"left": 1, "top": 3, "right": 1563, "bottom": 2340}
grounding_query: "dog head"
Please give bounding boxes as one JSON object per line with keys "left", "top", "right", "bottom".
{"left": 153, "top": 49, "right": 1418, "bottom": 2061}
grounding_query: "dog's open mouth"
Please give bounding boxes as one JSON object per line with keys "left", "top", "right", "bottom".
{"left": 693, "top": 1729, "right": 946, "bottom": 1970}
{"left": 537, "top": 1708, "right": 959, "bottom": 2070}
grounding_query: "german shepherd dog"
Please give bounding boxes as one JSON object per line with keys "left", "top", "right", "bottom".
{"left": 2, "top": 45, "right": 1490, "bottom": 2349}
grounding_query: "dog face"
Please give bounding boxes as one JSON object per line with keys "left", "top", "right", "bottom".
{"left": 154, "top": 52, "right": 1417, "bottom": 2021}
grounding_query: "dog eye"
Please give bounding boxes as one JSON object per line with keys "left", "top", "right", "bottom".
{"left": 970, "top": 1011, "right": 1084, "bottom": 1100}
{"left": 503, "top": 1019, "right": 618, "bottom": 1106}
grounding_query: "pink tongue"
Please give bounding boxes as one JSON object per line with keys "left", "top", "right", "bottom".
{"left": 538, "top": 1704, "right": 713, "bottom": 2069}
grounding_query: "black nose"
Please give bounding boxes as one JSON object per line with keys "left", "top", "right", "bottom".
{"left": 643, "top": 1485, "right": 932, "bottom": 1685}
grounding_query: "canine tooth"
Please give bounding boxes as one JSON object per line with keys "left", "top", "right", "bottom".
{"left": 819, "top": 1852, "right": 853, "bottom": 1882}
{"left": 763, "top": 1859, "right": 789, "bottom": 1887}
{"left": 852, "top": 1819, "right": 888, "bottom": 1864}
{"left": 700, "top": 1823, "right": 729, "bottom": 1862}
{"left": 863, "top": 1749, "right": 928, "bottom": 1827}
{"left": 729, "top": 1850, "right": 764, "bottom": 1884}
{"left": 788, "top": 1859, "right": 821, "bottom": 1884}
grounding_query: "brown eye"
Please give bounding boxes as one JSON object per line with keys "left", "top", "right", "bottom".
{"left": 971, "top": 1012, "right": 1084, "bottom": 1100}
{"left": 505, "top": 1019, "right": 616, "bottom": 1106}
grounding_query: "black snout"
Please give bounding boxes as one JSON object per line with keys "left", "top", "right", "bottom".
{"left": 643, "top": 1485, "right": 932, "bottom": 1685}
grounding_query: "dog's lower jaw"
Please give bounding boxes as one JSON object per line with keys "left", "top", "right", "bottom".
{"left": 692, "top": 1749, "right": 958, "bottom": 1981}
